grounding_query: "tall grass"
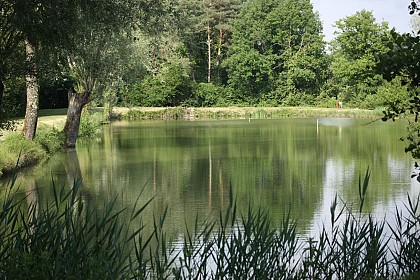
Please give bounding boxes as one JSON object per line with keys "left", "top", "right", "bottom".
{"left": 1, "top": 171, "right": 420, "bottom": 279}
{"left": 123, "top": 107, "right": 383, "bottom": 121}
{"left": 0, "top": 176, "right": 154, "bottom": 279}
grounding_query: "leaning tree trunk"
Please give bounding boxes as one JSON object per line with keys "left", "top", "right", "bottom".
{"left": 63, "top": 90, "right": 90, "bottom": 148}
{"left": 22, "top": 39, "right": 39, "bottom": 141}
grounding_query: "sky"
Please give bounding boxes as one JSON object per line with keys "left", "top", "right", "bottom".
{"left": 311, "top": 0, "right": 413, "bottom": 42}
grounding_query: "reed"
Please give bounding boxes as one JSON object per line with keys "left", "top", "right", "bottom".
{"left": 0, "top": 177, "right": 153, "bottom": 279}
{"left": 122, "top": 107, "right": 383, "bottom": 121}
{"left": 1, "top": 171, "right": 420, "bottom": 279}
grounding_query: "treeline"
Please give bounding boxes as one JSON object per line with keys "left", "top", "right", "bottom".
{"left": 0, "top": 0, "right": 419, "bottom": 146}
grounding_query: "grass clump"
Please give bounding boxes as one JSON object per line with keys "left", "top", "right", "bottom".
{"left": 34, "top": 127, "right": 65, "bottom": 154}
{"left": 0, "top": 128, "right": 66, "bottom": 176}
{"left": 78, "top": 111, "right": 105, "bottom": 138}
{"left": 122, "top": 106, "right": 384, "bottom": 121}
{"left": 0, "top": 133, "right": 47, "bottom": 176}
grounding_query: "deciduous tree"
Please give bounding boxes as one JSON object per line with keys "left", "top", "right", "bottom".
{"left": 329, "top": 10, "right": 391, "bottom": 108}
{"left": 224, "top": 0, "right": 327, "bottom": 105}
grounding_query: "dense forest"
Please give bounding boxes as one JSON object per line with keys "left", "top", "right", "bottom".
{"left": 1, "top": 0, "right": 420, "bottom": 146}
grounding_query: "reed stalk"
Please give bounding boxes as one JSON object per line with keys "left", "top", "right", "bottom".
{"left": 1, "top": 170, "right": 419, "bottom": 279}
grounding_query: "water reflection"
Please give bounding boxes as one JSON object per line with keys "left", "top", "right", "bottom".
{"left": 3, "top": 118, "right": 419, "bottom": 235}
{"left": 64, "top": 149, "right": 83, "bottom": 188}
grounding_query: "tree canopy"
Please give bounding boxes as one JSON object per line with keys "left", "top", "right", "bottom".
{"left": 224, "top": 0, "right": 327, "bottom": 105}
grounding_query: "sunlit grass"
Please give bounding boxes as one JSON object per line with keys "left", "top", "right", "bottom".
{"left": 123, "top": 106, "right": 384, "bottom": 120}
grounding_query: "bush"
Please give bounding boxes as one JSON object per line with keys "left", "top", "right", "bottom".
{"left": 376, "top": 76, "right": 411, "bottom": 111}
{"left": 192, "top": 82, "right": 226, "bottom": 107}
{"left": 35, "top": 128, "right": 65, "bottom": 154}
{"left": 78, "top": 111, "right": 104, "bottom": 139}
{"left": 123, "top": 61, "right": 193, "bottom": 107}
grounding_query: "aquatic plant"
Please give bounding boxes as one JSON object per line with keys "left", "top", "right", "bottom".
{"left": 0, "top": 171, "right": 419, "bottom": 279}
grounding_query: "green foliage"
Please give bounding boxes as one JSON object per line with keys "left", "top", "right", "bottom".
{"left": 329, "top": 10, "right": 391, "bottom": 107}
{"left": 2, "top": 76, "right": 26, "bottom": 117}
{"left": 126, "top": 61, "right": 193, "bottom": 107}
{"left": 224, "top": 0, "right": 327, "bottom": 105}
{"left": 191, "top": 82, "right": 227, "bottom": 107}
{"left": 78, "top": 111, "right": 105, "bottom": 139}
{"left": 34, "top": 128, "right": 65, "bottom": 154}
{"left": 378, "top": 31, "right": 420, "bottom": 161}
{"left": 375, "top": 76, "right": 411, "bottom": 110}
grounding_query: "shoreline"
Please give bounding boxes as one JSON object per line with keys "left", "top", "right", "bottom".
{"left": 1, "top": 106, "right": 384, "bottom": 141}
{"left": 114, "top": 106, "right": 384, "bottom": 120}
{"left": 0, "top": 106, "right": 384, "bottom": 178}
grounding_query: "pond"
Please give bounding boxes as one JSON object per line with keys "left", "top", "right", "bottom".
{"left": 4, "top": 118, "right": 419, "bottom": 236}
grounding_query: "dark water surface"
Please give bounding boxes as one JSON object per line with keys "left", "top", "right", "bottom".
{"left": 5, "top": 118, "right": 420, "bottom": 235}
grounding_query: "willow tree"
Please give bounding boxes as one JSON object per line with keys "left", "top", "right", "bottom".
{"left": 64, "top": 32, "right": 132, "bottom": 147}
{"left": 62, "top": 0, "right": 150, "bottom": 148}
{"left": 3, "top": 0, "right": 90, "bottom": 140}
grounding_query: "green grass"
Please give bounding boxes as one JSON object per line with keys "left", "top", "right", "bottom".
{"left": 1, "top": 171, "right": 420, "bottom": 279}
{"left": 37, "top": 108, "right": 68, "bottom": 117}
{"left": 122, "top": 106, "right": 384, "bottom": 120}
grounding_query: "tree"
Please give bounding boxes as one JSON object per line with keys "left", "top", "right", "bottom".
{"left": 328, "top": 10, "right": 391, "bottom": 108}
{"left": 173, "top": 0, "right": 241, "bottom": 84}
{"left": 2, "top": 0, "right": 158, "bottom": 146}
{"left": 22, "top": 38, "right": 38, "bottom": 140}
{"left": 409, "top": 0, "right": 420, "bottom": 15}
{"left": 4, "top": 0, "right": 86, "bottom": 140}
{"left": 0, "top": 1, "right": 24, "bottom": 127}
{"left": 61, "top": 0, "right": 152, "bottom": 148}
{"left": 378, "top": 30, "right": 420, "bottom": 158}
{"left": 224, "top": 0, "right": 327, "bottom": 105}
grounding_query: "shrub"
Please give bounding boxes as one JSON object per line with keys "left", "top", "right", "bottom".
{"left": 376, "top": 76, "right": 411, "bottom": 111}
{"left": 35, "top": 128, "right": 65, "bottom": 154}
{"left": 192, "top": 82, "right": 226, "bottom": 107}
{"left": 78, "top": 111, "right": 104, "bottom": 139}
{"left": 123, "top": 61, "right": 193, "bottom": 107}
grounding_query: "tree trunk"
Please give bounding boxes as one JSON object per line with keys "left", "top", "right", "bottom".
{"left": 0, "top": 78, "right": 4, "bottom": 113}
{"left": 217, "top": 24, "right": 223, "bottom": 80}
{"left": 22, "top": 39, "right": 39, "bottom": 141}
{"left": 206, "top": 19, "right": 212, "bottom": 83}
{"left": 63, "top": 90, "right": 90, "bottom": 148}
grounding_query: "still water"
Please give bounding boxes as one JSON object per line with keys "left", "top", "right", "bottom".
{"left": 6, "top": 118, "right": 420, "bottom": 235}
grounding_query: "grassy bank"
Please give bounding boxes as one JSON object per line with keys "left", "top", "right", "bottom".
{"left": 0, "top": 110, "right": 104, "bottom": 177}
{"left": 118, "top": 106, "right": 384, "bottom": 120}
{"left": 0, "top": 175, "right": 419, "bottom": 279}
